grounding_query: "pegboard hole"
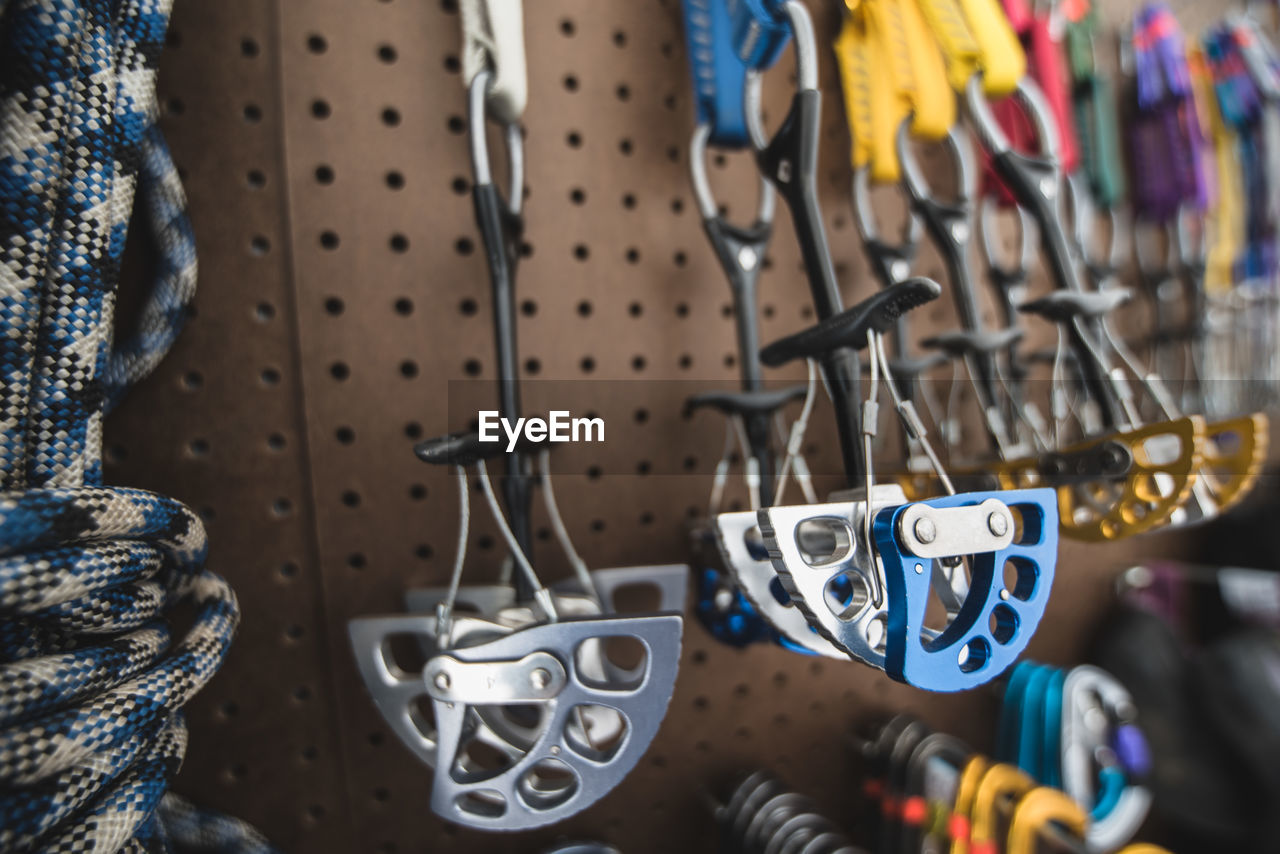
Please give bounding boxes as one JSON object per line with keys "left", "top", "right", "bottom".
{"left": 415, "top": 544, "right": 434, "bottom": 560}
{"left": 577, "top": 300, "right": 592, "bottom": 317}
{"left": 249, "top": 235, "right": 270, "bottom": 256}
{"left": 409, "top": 484, "right": 427, "bottom": 501}
{"left": 444, "top": 54, "right": 460, "bottom": 73}
{"left": 259, "top": 367, "right": 281, "bottom": 386}
{"left": 570, "top": 187, "right": 586, "bottom": 204}
{"left": 329, "top": 362, "right": 349, "bottom": 381}
{"left": 254, "top": 301, "right": 275, "bottom": 322}
{"left": 451, "top": 176, "right": 469, "bottom": 195}
{"left": 520, "top": 299, "right": 537, "bottom": 316}
{"left": 267, "top": 433, "right": 287, "bottom": 451}
{"left": 631, "top": 355, "right": 646, "bottom": 372}
{"left": 382, "top": 107, "right": 401, "bottom": 127}
{"left": 310, "top": 99, "right": 331, "bottom": 119}
{"left": 271, "top": 498, "right": 293, "bottom": 517}
{"left": 459, "top": 298, "right": 478, "bottom": 316}
{"left": 399, "top": 360, "right": 418, "bottom": 378}
{"left": 323, "top": 296, "right": 344, "bottom": 315}
{"left": 341, "top": 490, "right": 362, "bottom": 508}
{"left": 394, "top": 296, "right": 414, "bottom": 315}
{"left": 246, "top": 169, "right": 266, "bottom": 189}
{"left": 187, "top": 438, "right": 210, "bottom": 457}
{"left": 278, "top": 562, "right": 299, "bottom": 580}
{"left": 306, "top": 33, "right": 327, "bottom": 53}
{"left": 622, "top": 192, "right": 636, "bottom": 208}
{"left": 567, "top": 131, "right": 583, "bottom": 148}
{"left": 385, "top": 170, "right": 405, "bottom": 190}
{"left": 625, "top": 248, "right": 640, "bottom": 264}
{"left": 628, "top": 302, "right": 642, "bottom": 317}
{"left": 377, "top": 44, "right": 397, "bottom": 63}
{"left": 242, "top": 103, "right": 262, "bottom": 123}
{"left": 563, "top": 74, "right": 579, "bottom": 92}
{"left": 613, "top": 30, "right": 627, "bottom": 46}
{"left": 455, "top": 237, "right": 474, "bottom": 256}
{"left": 319, "top": 230, "right": 339, "bottom": 250}
{"left": 619, "top": 139, "right": 634, "bottom": 156}
{"left": 524, "top": 358, "right": 541, "bottom": 375}
{"left": 464, "top": 359, "right": 482, "bottom": 376}
{"left": 560, "top": 18, "right": 575, "bottom": 35}
{"left": 181, "top": 370, "right": 203, "bottom": 390}
{"left": 314, "top": 164, "right": 334, "bottom": 184}
{"left": 446, "top": 114, "right": 464, "bottom": 134}
{"left": 616, "top": 84, "right": 631, "bottom": 101}
{"left": 579, "top": 356, "right": 595, "bottom": 373}
{"left": 240, "top": 38, "right": 259, "bottom": 57}
{"left": 633, "top": 408, "right": 648, "bottom": 424}
{"left": 389, "top": 234, "right": 409, "bottom": 253}
{"left": 404, "top": 422, "right": 423, "bottom": 440}
{"left": 336, "top": 426, "right": 355, "bottom": 444}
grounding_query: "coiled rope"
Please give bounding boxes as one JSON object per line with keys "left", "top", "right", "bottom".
{"left": 1, "top": 1, "right": 271, "bottom": 850}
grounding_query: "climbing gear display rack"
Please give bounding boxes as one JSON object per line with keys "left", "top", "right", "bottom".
{"left": 90, "top": 0, "right": 1269, "bottom": 851}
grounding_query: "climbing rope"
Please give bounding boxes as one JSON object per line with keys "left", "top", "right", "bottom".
{"left": 0, "top": 1, "right": 268, "bottom": 851}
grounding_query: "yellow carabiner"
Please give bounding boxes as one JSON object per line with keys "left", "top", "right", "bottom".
{"left": 948, "top": 756, "right": 989, "bottom": 854}
{"left": 1006, "top": 787, "right": 1088, "bottom": 854}
{"left": 970, "top": 763, "right": 1036, "bottom": 853}
{"left": 1116, "top": 846, "right": 1174, "bottom": 854}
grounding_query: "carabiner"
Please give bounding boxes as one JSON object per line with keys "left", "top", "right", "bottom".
{"left": 1005, "top": 787, "right": 1088, "bottom": 854}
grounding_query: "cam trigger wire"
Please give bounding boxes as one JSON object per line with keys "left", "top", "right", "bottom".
{"left": 774, "top": 359, "right": 818, "bottom": 506}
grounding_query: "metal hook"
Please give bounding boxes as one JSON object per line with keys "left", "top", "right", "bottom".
{"left": 469, "top": 70, "right": 524, "bottom": 214}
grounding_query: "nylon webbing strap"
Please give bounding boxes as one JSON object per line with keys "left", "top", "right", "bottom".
{"left": 728, "top": 0, "right": 793, "bottom": 70}
{"left": 682, "top": 0, "right": 752, "bottom": 147}
{"left": 835, "top": 0, "right": 955, "bottom": 181}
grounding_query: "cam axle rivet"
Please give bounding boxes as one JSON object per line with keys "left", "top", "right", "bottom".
{"left": 914, "top": 517, "right": 937, "bottom": 544}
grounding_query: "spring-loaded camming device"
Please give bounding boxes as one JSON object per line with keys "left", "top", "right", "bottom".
{"left": 967, "top": 76, "right": 1208, "bottom": 541}
{"left": 347, "top": 17, "right": 686, "bottom": 828}
{"left": 757, "top": 281, "right": 1058, "bottom": 690}
{"left": 897, "top": 122, "right": 1025, "bottom": 459}
{"left": 682, "top": 0, "right": 830, "bottom": 655}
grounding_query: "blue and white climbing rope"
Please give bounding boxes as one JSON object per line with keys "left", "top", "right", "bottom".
{"left": 0, "top": 1, "right": 267, "bottom": 851}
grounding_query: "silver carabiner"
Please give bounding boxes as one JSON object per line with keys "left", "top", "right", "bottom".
{"left": 469, "top": 69, "right": 523, "bottom": 213}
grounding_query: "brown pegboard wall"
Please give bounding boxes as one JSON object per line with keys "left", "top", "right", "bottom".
{"left": 102, "top": 0, "right": 1207, "bottom": 851}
